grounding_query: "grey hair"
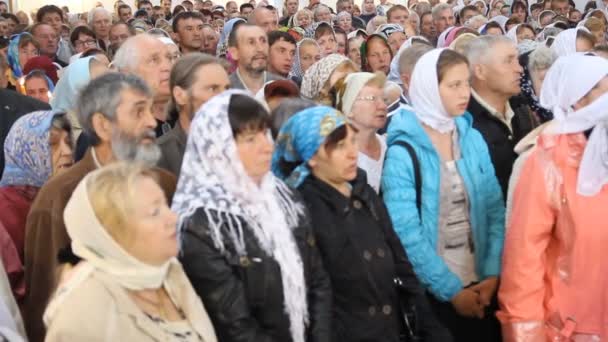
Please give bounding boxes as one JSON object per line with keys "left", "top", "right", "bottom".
{"left": 464, "top": 14, "right": 488, "bottom": 29}
{"left": 88, "top": 7, "right": 111, "bottom": 25}
{"left": 270, "top": 98, "right": 317, "bottom": 138}
{"left": 399, "top": 43, "right": 433, "bottom": 77}
{"left": 112, "top": 34, "right": 157, "bottom": 72}
{"left": 465, "top": 35, "right": 514, "bottom": 66}
{"left": 528, "top": 46, "right": 557, "bottom": 74}
{"left": 336, "top": 11, "right": 351, "bottom": 19}
{"left": 314, "top": 4, "right": 330, "bottom": 21}
{"left": 431, "top": 3, "right": 452, "bottom": 20}
{"left": 77, "top": 72, "right": 152, "bottom": 146}
{"left": 409, "top": 11, "right": 420, "bottom": 32}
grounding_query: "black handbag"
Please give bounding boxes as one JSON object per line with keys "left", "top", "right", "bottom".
{"left": 395, "top": 277, "right": 422, "bottom": 342}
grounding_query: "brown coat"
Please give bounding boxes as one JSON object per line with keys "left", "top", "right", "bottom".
{"left": 22, "top": 150, "right": 177, "bottom": 342}
{"left": 44, "top": 263, "right": 217, "bottom": 342}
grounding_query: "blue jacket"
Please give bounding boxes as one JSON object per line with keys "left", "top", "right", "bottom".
{"left": 381, "top": 109, "right": 505, "bottom": 302}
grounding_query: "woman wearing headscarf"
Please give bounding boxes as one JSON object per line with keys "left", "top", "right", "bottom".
{"left": 6, "top": 33, "right": 40, "bottom": 93}
{"left": 361, "top": 34, "right": 392, "bottom": 75}
{"left": 50, "top": 56, "right": 109, "bottom": 139}
{"left": 336, "top": 11, "right": 355, "bottom": 33}
{"left": 551, "top": 27, "right": 595, "bottom": 56}
{"left": 388, "top": 36, "right": 431, "bottom": 85}
{"left": 301, "top": 53, "right": 358, "bottom": 104}
{"left": 216, "top": 17, "right": 246, "bottom": 59}
{"left": 498, "top": 53, "right": 608, "bottom": 342}
{"left": 173, "top": 90, "right": 331, "bottom": 342}
{"left": 331, "top": 72, "right": 388, "bottom": 192}
{"left": 293, "top": 8, "right": 314, "bottom": 35}
{"left": 289, "top": 38, "right": 321, "bottom": 86}
{"left": 273, "top": 106, "right": 451, "bottom": 342}
{"left": 314, "top": 22, "right": 338, "bottom": 57}
{"left": 0, "top": 111, "right": 73, "bottom": 301}
{"left": 43, "top": 163, "right": 218, "bottom": 341}
{"left": 360, "top": 0, "right": 378, "bottom": 24}
{"left": 382, "top": 49, "right": 505, "bottom": 341}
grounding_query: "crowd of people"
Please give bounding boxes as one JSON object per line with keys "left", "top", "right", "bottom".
{"left": 0, "top": 0, "right": 606, "bottom": 341}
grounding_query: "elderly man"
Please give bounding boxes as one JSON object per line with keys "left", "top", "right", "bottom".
{"left": 249, "top": 6, "right": 278, "bottom": 33}
{"left": 226, "top": 1, "right": 239, "bottom": 14}
{"left": 465, "top": 35, "right": 536, "bottom": 196}
{"left": 109, "top": 22, "right": 133, "bottom": 53}
{"left": 158, "top": 53, "right": 230, "bottom": 176}
{"left": 229, "top": 23, "right": 282, "bottom": 94}
{"left": 30, "top": 23, "right": 65, "bottom": 67}
{"left": 88, "top": 7, "right": 112, "bottom": 50}
{"left": 432, "top": 3, "right": 455, "bottom": 42}
{"left": 36, "top": 5, "right": 72, "bottom": 64}
{"left": 22, "top": 72, "right": 176, "bottom": 342}
{"left": 113, "top": 34, "right": 174, "bottom": 136}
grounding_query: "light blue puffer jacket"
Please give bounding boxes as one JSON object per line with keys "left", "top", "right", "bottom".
{"left": 381, "top": 109, "right": 505, "bottom": 302}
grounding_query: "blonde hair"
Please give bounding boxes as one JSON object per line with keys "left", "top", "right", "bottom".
{"left": 86, "top": 162, "right": 158, "bottom": 247}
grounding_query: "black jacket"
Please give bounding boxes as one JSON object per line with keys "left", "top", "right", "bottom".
{"left": 157, "top": 121, "right": 187, "bottom": 178}
{"left": 467, "top": 95, "right": 537, "bottom": 197}
{"left": 179, "top": 193, "right": 332, "bottom": 342}
{"left": 0, "top": 89, "right": 51, "bottom": 178}
{"left": 298, "top": 171, "right": 451, "bottom": 342}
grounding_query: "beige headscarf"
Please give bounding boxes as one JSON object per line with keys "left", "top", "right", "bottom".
{"left": 301, "top": 54, "right": 350, "bottom": 100}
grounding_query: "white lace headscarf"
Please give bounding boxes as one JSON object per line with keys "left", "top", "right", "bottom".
{"left": 410, "top": 48, "right": 457, "bottom": 133}
{"left": 541, "top": 54, "right": 608, "bottom": 196}
{"left": 172, "top": 90, "right": 308, "bottom": 342}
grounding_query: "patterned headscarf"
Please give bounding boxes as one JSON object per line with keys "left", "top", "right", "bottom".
{"left": 272, "top": 106, "right": 346, "bottom": 187}
{"left": 301, "top": 53, "right": 349, "bottom": 99}
{"left": 6, "top": 33, "right": 31, "bottom": 81}
{"left": 172, "top": 90, "right": 308, "bottom": 342}
{"left": 289, "top": 38, "right": 319, "bottom": 80}
{"left": 519, "top": 51, "right": 553, "bottom": 122}
{"left": 0, "top": 111, "right": 61, "bottom": 187}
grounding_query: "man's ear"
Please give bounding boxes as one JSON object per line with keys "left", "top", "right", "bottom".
{"left": 91, "top": 112, "right": 112, "bottom": 143}
{"left": 471, "top": 63, "right": 486, "bottom": 82}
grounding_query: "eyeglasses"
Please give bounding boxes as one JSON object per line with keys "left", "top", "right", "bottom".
{"left": 74, "top": 39, "right": 97, "bottom": 48}
{"left": 355, "top": 95, "right": 385, "bottom": 104}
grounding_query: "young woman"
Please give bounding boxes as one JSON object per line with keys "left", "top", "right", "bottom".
{"left": 332, "top": 72, "right": 388, "bottom": 192}
{"left": 314, "top": 22, "right": 338, "bottom": 57}
{"left": 289, "top": 38, "right": 321, "bottom": 86}
{"left": 43, "top": 163, "right": 218, "bottom": 342}
{"left": 382, "top": 49, "right": 505, "bottom": 341}
{"left": 361, "top": 34, "right": 393, "bottom": 75}
{"left": 498, "top": 53, "right": 608, "bottom": 342}
{"left": 173, "top": 90, "right": 331, "bottom": 342}
{"left": 0, "top": 111, "right": 72, "bottom": 300}
{"left": 273, "top": 106, "right": 450, "bottom": 342}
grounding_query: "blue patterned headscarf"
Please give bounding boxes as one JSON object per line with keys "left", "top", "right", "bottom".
{"left": 7, "top": 33, "right": 33, "bottom": 80}
{"left": 0, "top": 111, "right": 62, "bottom": 187}
{"left": 272, "top": 106, "right": 346, "bottom": 187}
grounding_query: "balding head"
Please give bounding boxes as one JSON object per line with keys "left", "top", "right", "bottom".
{"left": 249, "top": 6, "right": 278, "bottom": 33}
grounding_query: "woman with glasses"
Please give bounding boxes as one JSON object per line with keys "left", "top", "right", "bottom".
{"left": 331, "top": 72, "right": 388, "bottom": 193}
{"left": 69, "top": 26, "right": 98, "bottom": 55}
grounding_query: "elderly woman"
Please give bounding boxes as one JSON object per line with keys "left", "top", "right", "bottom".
{"left": 174, "top": 90, "right": 332, "bottom": 342}
{"left": 273, "top": 106, "right": 451, "bottom": 342}
{"left": 314, "top": 4, "right": 332, "bottom": 23}
{"left": 336, "top": 11, "right": 354, "bottom": 33}
{"left": 498, "top": 53, "right": 608, "bottom": 342}
{"left": 331, "top": 72, "right": 388, "bottom": 192}
{"left": 301, "top": 53, "right": 359, "bottom": 104}
{"left": 43, "top": 163, "right": 218, "bottom": 341}
{"left": 289, "top": 38, "right": 321, "bottom": 86}
{"left": 382, "top": 49, "right": 505, "bottom": 341}
{"left": 0, "top": 111, "right": 72, "bottom": 300}
{"left": 6, "top": 33, "right": 40, "bottom": 93}
{"left": 293, "top": 8, "right": 314, "bottom": 34}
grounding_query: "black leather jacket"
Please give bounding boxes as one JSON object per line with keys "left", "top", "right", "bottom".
{"left": 179, "top": 192, "right": 332, "bottom": 342}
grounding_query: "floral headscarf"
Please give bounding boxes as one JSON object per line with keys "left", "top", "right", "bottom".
{"left": 289, "top": 38, "right": 319, "bottom": 80}
{"left": 172, "top": 90, "right": 308, "bottom": 342}
{"left": 301, "top": 53, "right": 349, "bottom": 99}
{"left": 6, "top": 33, "right": 31, "bottom": 81}
{"left": 0, "top": 111, "right": 63, "bottom": 187}
{"left": 272, "top": 106, "right": 346, "bottom": 187}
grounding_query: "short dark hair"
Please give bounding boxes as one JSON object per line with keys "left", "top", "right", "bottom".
{"left": 387, "top": 4, "right": 409, "bottom": 20}
{"left": 2, "top": 13, "right": 19, "bottom": 25}
{"left": 228, "top": 94, "right": 270, "bottom": 137}
{"left": 268, "top": 30, "right": 296, "bottom": 47}
{"left": 227, "top": 21, "right": 249, "bottom": 47}
{"left": 70, "top": 25, "right": 97, "bottom": 46}
{"left": 240, "top": 3, "right": 254, "bottom": 12}
{"left": 36, "top": 5, "right": 64, "bottom": 23}
{"left": 172, "top": 11, "right": 204, "bottom": 32}
{"left": 138, "top": 0, "right": 152, "bottom": 8}
{"left": 118, "top": 4, "right": 132, "bottom": 13}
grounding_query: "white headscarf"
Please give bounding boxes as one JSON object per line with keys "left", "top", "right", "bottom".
{"left": 541, "top": 54, "right": 608, "bottom": 196}
{"left": 506, "top": 24, "right": 520, "bottom": 43}
{"left": 171, "top": 90, "right": 308, "bottom": 342}
{"left": 437, "top": 26, "right": 455, "bottom": 48}
{"left": 551, "top": 27, "right": 590, "bottom": 57}
{"left": 489, "top": 15, "right": 509, "bottom": 32}
{"left": 340, "top": 72, "right": 377, "bottom": 115}
{"left": 410, "top": 48, "right": 456, "bottom": 133}
{"left": 388, "top": 36, "right": 430, "bottom": 85}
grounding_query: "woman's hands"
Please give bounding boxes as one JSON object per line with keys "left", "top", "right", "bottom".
{"left": 451, "top": 276, "right": 499, "bottom": 319}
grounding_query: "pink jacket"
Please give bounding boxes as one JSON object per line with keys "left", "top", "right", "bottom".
{"left": 498, "top": 133, "right": 607, "bottom": 341}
